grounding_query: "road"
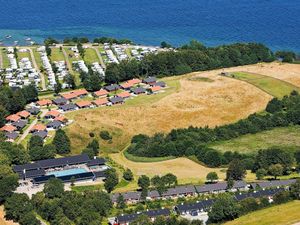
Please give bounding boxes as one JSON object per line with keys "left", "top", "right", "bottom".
{"left": 0, "top": 50, "right": 3, "bottom": 69}
{"left": 27, "top": 48, "right": 46, "bottom": 90}
{"left": 17, "top": 109, "right": 47, "bottom": 144}
{"left": 61, "top": 47, "right": 73, "bottom": 72}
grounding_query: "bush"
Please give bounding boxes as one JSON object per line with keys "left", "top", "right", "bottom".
{"left": 100, "top": 131, "right": 112, "bottom": 140}
{"left": 123, "top": 169, "right": 134, "bottom": 181}
{"left": 89, "top": 132, "right": 95, "bottom": 138}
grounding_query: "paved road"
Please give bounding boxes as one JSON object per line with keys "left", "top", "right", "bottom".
{"left": 92, "top": 46, "right": 106, "bottom": 69}
{"left": 17, "top": 109, "right": 47, "bottom": 144}
{"left": 27, "top": 48, "right": 46, "bottom": 90}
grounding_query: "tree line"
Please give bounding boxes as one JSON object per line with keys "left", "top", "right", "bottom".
{"left": 127, "top": 92, "right": 300, "bottom": 170}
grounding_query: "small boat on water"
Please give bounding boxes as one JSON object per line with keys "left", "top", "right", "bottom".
{"left": 5, "top": 35, "right": 12, "bottom": 39}
{"left": 25, "top": 37, "right": 31, "bottom": 41}
{"left": 14, "top": 40, "right": 19, "bottom": 45}
{"left": 30, "top": 41, "right": 35, "bottom": 45}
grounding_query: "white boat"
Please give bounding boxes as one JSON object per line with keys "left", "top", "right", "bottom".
{"left": 25, "top": 37, "right": 31, "bottom": 41}
{"left": 5, "top": 35, "right": 12, "bottom": 39}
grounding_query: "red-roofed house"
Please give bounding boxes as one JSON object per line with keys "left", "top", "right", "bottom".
{"left": 117, "top": 91, "right": 131, "bottom": 99}
{"left": 94, "top": 89, "right": 109, "bottom": 98}
{"left": 6, "top": 114, "right": 21, "bottom": 123}
{"left": 0, "top": 124, "right": 17, "bottom": 132}
{"left": 76, "top": 101, "right": 92, "bottom": 109}
{"left": 72, "top": 89, "right": 88, "bottom": 97}
{"left": 121, "top": 82, "right": 133, "bottom": 90}
{"left": 54, "top": 116, "right": 68, "bottom": 124}
{"left": 36, "top": 99, "right": 52, "bottom": 107}
{"left": 45, "top": 110, "right": 61, "bottom": 119}
{"left": 128, "top": 78, "right": 142, "bottom": 85}
{"left": 92, "top": 98, "right": 109, "bottom": 107}
{"left": 61, "top": 92, "right": 77, "bottom": 100}
{"left": 17, "top": 111, "right": 30, "bottom": 119}
{"left": 31, "top": 124, "right": 47, "bottom": 133}
{"left": 149, "top": 86, "right": 161, "bottom": 93}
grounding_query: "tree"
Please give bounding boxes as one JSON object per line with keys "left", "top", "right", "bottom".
{"left": 226, "top": 159, "right": 246, "bottom": 180}
{"left": 99, "top": 130, "right": 112, "bottom": 140}
{"left": 203, "top": 150, "right": 223, "bottom": 167}
{"left": 28, "top": 135, "right": 43, "bottom": 151}
{"left": 273, "top": 191, "right": 291, "bottom": 204}
{"left": 160, "top": 41, "right": 172, "bottom": 49}
{"left": 138, "top": 175, "right": 150, "bottom": 200}
{"left": 104, "top": 169, "right": 118, "bottom": 193}
{"left": 81, "top": 148, "right": 95, "bottom": 158}
{"left": 116, "top": 194, "right": 126, "bottom": 209}
{"left": 43, "top": 178, "right": 64, "bottom": 198}
{"left": 206, "top": 172, "right": 219, "bottom": 183}
{"left": 208, "top": 194, "right": 240, "bottom": 223}
{"left": 64, "top": 74, "right": 76, "bottom": 89}
{"left": 53, "top": 129, "right": 71, "bottom": 154}
{"left": 4, "top": 193, "right": 33, "bottom": 222}
{"left": 54, "top": 78, "right": 62, "bottom": 94}
{"left": 266, "top": 98, "right": 283, "bottom": 113}
{"left": 123, "top": 169, "right": 133, "bottom": 181}
{"left": 162, "top": 173, "right": 177, "bottom": 187}
{"left": 19, "top": 212, "right": 41, "bottom": 225}
{"left": 86, "top": 139, "right": 100, "bottom": 155}
{"left": 0, "top": 165, "right": 19, "bottom": 203}
{"left": 255, "top": 168, "right": 267, "bottom": 180}
{"left": 268, "top": 164, "right": 283, "bottom": 179}
{"left": 290, "top": 179, "right": 300, "bottom": 200}
{"left": 131, "top": 214, "right": 152, "bottom": 225}
{"left": 0, "top": 105, "right": 8, "bottom": 127}
{"left": 227, "top": 177, "right": 234, "bottom": 190}
{"left": 239, "top": 197, "right": 259, "bottom": 215}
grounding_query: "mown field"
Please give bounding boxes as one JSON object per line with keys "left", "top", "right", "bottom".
{"left": 231, "top": 71, "right": 300, "bottom": 99}
{"left": 83, "top": 48, "right": 99, "bottom": 65}
{"left": 211, "top": 126, "right": 300, "bottom": 154}
{"left": 224, "top": 201, "right": 300, "bottom": 225}
{"left": 49, "top": 48, "right": 65, "bottom": 62}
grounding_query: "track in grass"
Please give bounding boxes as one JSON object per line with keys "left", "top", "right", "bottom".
{"left": 231, "top": 72, "right": 300, "bottom": 99}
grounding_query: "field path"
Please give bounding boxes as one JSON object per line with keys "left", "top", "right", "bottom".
{"left": 0, "top": 50, "right": 3, "bottom": 69}
{"left": 92, "top": 46, "right": 106, "bottom": 69}
{"left": 27, "top": 48, "right": 46, "bottom": 90}
{"left": 17, "top": 109, "right": 48, "bottom": 144}
{"left": 61, "top": 47, "right": 73, "bottom": 73}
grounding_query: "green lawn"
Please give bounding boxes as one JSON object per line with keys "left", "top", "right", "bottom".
{"left": 231, "top": 72, "right": 300, "bottom": 99}
{"left": 224, "top": 201, "right": 300, "bottom": 225}
{"left": 210, "top": 126, "right": 300, "bottom": 154}
{"left": 84, "top": 48, "right": 99, "bottom": 65}
{"left": 32, "top": 48, "right": 43, "bottom": 69}
{"left": 17, "top": 50, "right": 32, "bottom": 61}
{"left": 71, "top": 183, "right": 104, "bottom": 193}
{"left": 50, "top": 48, "right": 65, "bottom": 62}
{"left": 124, "top": 150, "right": 176, "bottom": 162}
{"left": 1, "top": 48, "right": 10, "bottom": 68}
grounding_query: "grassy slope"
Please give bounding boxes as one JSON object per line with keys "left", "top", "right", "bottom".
{"left": 224, "top": 201, "right": 300, "bottom": 225}
{"left": 232, "top": 72, "right": 300, "bottom": 99}
{"left": 84, "top": 48, "right": 99, "bottom": 65}
{"left": 50, "top": 48, "right": 65, "bottom": 62}
{"left": 1, "top": 48, "right": 10, "bottom": 68}
{"left": 211, "top": 126, "right": 300, "bottom": 154}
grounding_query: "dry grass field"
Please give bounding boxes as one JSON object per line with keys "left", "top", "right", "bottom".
{"left": 110, "top": 154, "right": 226, "bottom": 184}
{"left": 224, "top": 200, "right": 300, "bottom": 225}
{"left": 0, "top": 206, "right": 17, "bottom": 225}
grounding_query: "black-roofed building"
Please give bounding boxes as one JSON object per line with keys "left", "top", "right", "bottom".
{"left": 195, "top": 181, "right": 248, "bottom": 194}
{"left": 59, "top": 103, "right": 78, "bottom": 112}
{"left": 32, "top": 130, "right": 48, "bottom": 139}
{"left": 142, "top": 77, "right": 157, "bottom": 85}
{"left": 109, "top": 96, "right": 124, "bottom": 105}
{"left": 93, "top": 170, "right": 106, "bottom": 179}
{"left": 5, "top": 131, "right": 18, "bottom": 141}
{"left": 18, "top": 168, "right": 46, "bottom": 180}
{"left": 33, "top": 172, "right": 95, "bottom": 184}
{"left": 234, "top": 188, "right": 284, "bottom": 201}
{"left": 111, "top": 191, "right": 141, "bottom": 204}
{"left": 113, "top": 208, "right": 170, "bottom": 225}
{"left": 46, "top": 120, "right": 63, "bottom": 130}
{"left": 131, "top": 87, "right": 146, "bottom": 95}
{"left": 160, "top": 185, "right": 197, "bottom": 198}
{"left": 153, "top": 81, "right": 166, "bottom": 87}
{"left": 250, "top": 179, "right": 296, "bottom": 190}
{"left": 12, "top": 120, "right": 27, "bottom": 130}
{"left": 27, "top": 107, "right": 40, "bottom": 115}
{"left": 52, "top": 97, "right": 68, "bottom": 105}
{"left": 104, "top": 84, "right": 121, "bottom": 92}
{"left": 87, "top": 157, "right": 106, "bottom": 167}
{"left": 175, "top": 199, "right": 215, "bottom": 215}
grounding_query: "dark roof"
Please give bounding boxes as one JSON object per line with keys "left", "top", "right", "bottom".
{"left": 93, "top": 170, "right": 107, "bottom": 178}
{"left": 195, "top": 181, "right": 247, "bottom": 193}
{"left": 87, "top": 158, "right": 106, "bottom": 167}
{"left": 161, "top": 185, "right": 196, "bottom": 197}
{"left": 143, "top": 77, "right": 156, "bottom": 84}
{"left": 12, "top": 120, "right": 27, "bottom": 129}
{"left": 46, "top": 121, "right": 62, "bottom": 129}
{"left": 175, "top": 199, "right": 214, "bottom": 213}
{"left": 111, "top": 192, "right": 141, "bottom": 203}
{"left": 33, "top": 172, "right": 95, "bottom": 184}
{"left": 5, "top": 131, "right": 18, "bottom": 140}
{"left": 32, "top": 130, "right": 48, "bottom": 139}
{"left": 235, "top": 188, "right": 284, "bottom": 201}
{"left": 250, "top": 180, "right": 296, "bottom": 189}
{"left": 18, "top": 168, "right": 46, "bottom": 179}
{"left": 131, "top": 87, "right": 146, "bottom": 94}
{"left": 153, "top": 81, "right": 166, "bottom": 87}
{"left": 27, "top": 107, "right": 40, "bottom": 115}
{"left": 52, "top": 97, "right": 68, "bottom": 105}
{"left": 59, "top": 103, "right": 77, "bottom": 111}
{"left": 116, "top": 208, "right": 170, "bottom": 223}
{"left": 109, "top": 96, "right": 124, "bottom": 104}
{"left": 13, "top": 154, "right": 91, "bottom": 172}
{"left": 104, "top": 84, "right": 120, "bottom": 92}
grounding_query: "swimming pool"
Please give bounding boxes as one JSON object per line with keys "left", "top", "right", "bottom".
{"left": 47, "top": 168, "right": 88, "bottom": 177}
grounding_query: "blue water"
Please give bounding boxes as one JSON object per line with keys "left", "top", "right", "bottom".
{"left": 0, "top": 0, "right": 299, "bottom": 52}
{"left": 47, "top": 168, "right": 87, "bottom": 177}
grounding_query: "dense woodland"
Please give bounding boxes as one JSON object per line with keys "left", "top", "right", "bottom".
{"left": 128, "top": 92, "right": 300, "bottom": 173}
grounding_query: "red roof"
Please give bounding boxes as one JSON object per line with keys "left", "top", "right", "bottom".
{"left": 6, "top": 114, "right": 21, "bottom": 122}
{"left": 61, "top": 92, "right": 77, "bottom": 100}
{"left": 76, "top": 101, "right": 92, "bottom": 108}
{"left": 45, "top": 110, "right": 60, "bottom": 118}
{"left": 31, "top": 124, "right": 46, "bottom": 132}
{"left": 72, "top": 89, "right": 88, "bottom": 97}
{"left": 17, "top": 110, "right": 30, "bottom": 118}
{"left": 150, "top": 86, "right": 161, "bottom": 92}
{"left": 54, "top": 116, "right": 68, "bottom": 122}
{"left": 117, "top": 91, "right": 131, "bottom": 98}
{"left": 37, "top": 99, "right": 52, "bottom": 106}
{"left": 0, "top": 124, "right": 17, "bottom": 132}
{"left": 121, "top": 82, "right": 133, "bottom": 89}
{"left": 94, "top": 89, "right": 109, "bottom": 97}
{"left": 128, "top": 78, "right": 142, "bottom": 85}
{"left": 93, "top": 98, "right": 109, "bottom": 106}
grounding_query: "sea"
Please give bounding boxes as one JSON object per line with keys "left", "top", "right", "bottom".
{"left": 0, "top": 0, "right": 299, "bottom": 52}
